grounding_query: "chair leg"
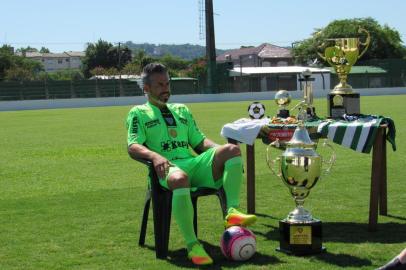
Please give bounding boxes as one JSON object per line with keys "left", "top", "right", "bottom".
{"left": 139, "top": 189, "right": 151, "bottom": 246}
{"left": 152, "top": 189, "right": 172, "bottom": 259}
{"left": 161, "top": 192, "right": 172, "bottom": 258}
{"left": 192, "top": 196, "right": 198, "bottom": 237}
{"left": 218, "top": 188, "right": 228, "bottom": 218}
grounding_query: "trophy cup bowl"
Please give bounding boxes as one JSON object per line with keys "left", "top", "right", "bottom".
{"left": 280, "top": 147, "right": 322, "bottom": 222}
{"left": 319, "top": 27, "right": 370, "bottom": 94}
{"left": 267, "top": 124, "right": 335, "bottom": 255}
{"left": 318, "top": 27, "right": 371, "bottom": 118}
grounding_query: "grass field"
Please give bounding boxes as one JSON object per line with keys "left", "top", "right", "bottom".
{"left": 1, "top": 95, "right": 405, "bottom": 270}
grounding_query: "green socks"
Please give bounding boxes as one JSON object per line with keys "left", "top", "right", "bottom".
{"left": 172, "top": 188, "right": 197, "bottom": 248}
{"left": 222, "top": 156, "right": 243, "bottom": 210}
{"left": 171, "top": 156, "right": 243, "bottom": 250}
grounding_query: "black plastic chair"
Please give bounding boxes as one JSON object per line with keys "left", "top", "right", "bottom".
{"left": 136, "top": 157, "right": 227, "bottom": 259}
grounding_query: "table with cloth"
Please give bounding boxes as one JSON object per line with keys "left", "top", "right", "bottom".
{"left": 221, "top": 115, "right": 396, "bottom": 231}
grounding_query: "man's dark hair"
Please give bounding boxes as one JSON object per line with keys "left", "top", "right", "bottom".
{"left": 142, "top": 63, "right": 168, "bottom": 87}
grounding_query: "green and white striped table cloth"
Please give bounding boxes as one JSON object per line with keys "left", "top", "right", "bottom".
{"left": 317, "top": 116, "right": 396, "bottom": 154}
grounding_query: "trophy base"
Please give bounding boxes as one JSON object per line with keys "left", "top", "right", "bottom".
{"left": 277, "top": 109, "right": 290, "bottom": 118}
{"left": 277, "top": 219, "right": 325, "bottom": 255}
{"left": 327, "top": 92, "right": 360, "bottom": 119}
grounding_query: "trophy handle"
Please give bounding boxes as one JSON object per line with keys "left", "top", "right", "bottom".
{"left": 316, "top": 42, "right": 327, "bottom": 61}
{"left": 266, "top": 142, "right": 282, "bottom": 177}
{"left": 321, "top": 139, "right": 336, "bottom": 175}
{"left": 357, "top": 27, "right": 371, "bottom": 58}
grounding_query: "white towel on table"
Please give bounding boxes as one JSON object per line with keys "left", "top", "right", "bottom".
{"left": 221, "top": 117, "right": 270, "bottom": 145}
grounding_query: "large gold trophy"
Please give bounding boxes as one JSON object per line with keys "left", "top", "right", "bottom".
{"left": 267, "top": 117, "right": 335, "bottom": 255}
{"left": 267, "top": 82, "right": 335, "bottom": 255}
{"left": 318, "top": 28, "right": 370, "bottom": 118}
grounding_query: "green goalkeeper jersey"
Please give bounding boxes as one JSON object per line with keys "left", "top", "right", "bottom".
{"left": 126, "top": 102, "right": 206, "bottom": 161}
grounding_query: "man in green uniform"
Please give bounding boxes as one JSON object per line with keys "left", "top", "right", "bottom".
{"left": 126, "top": 63, "right": 256, "bottom": 265}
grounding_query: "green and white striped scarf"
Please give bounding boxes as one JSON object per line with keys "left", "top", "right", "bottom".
{"left": 317, "top": 116, "right": 396, "bottom": 154}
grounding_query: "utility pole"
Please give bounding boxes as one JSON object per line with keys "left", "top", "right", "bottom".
{"left": 205, "top": 0, "right": 216, "bottom": 93}
{"left": 118, "top": 42, "right": 124, "bottom": 96}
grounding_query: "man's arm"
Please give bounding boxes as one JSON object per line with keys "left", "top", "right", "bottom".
{"left": 194, "top": 138, "right": 219, "bottom": 154}
{"left": 128, "top": 144, "right": 171, "bottom": 179}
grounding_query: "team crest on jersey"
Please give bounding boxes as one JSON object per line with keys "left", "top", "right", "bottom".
{"left": 169, "top": 129, "right": 177, "bottom": 138}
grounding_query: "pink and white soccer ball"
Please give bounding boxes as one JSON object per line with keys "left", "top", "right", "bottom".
{"left": 220, "top": 226, "right": 256, "bottom": 261}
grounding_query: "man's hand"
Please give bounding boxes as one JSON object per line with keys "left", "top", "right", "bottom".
{"left": 151, "top": 154, "right": 171, "bottom": 179}
{"left": 128, "top": 144, "right": 172, "bottom": 179}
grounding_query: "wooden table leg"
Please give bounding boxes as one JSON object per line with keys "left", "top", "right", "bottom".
{"left": 246, "top": 143, "right": 255, "bottom": 214}
{"left": 369, "top": 127, "right": 385, "bottom": 231}
{"left": 379, "top": 128, "right": 388, "bottom": 216}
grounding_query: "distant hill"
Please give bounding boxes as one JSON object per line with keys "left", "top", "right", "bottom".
{"left": 124, "top": 42, "right": 227, "bottom": 61}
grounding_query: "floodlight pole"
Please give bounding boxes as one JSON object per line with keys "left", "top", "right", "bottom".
{"left": 118, "top": 42, "right": 124, "bottom": 96}
{"left": 205, "top": 0, "right": 216, "bottom": 93}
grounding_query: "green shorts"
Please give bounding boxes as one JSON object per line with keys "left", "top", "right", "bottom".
{"left": 159, "top": 147, "right": 223, "bottom": 191}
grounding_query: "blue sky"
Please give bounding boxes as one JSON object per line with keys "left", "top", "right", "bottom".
{"left": 1, "top": 0, "right": 405, "bottom": 52}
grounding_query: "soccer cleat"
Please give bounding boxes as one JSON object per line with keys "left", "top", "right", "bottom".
{"left": 224, "top": 207, "right": 257, "bottom": 228}
{"left": 187, "top": 242, "right": 213, "bottom": 265}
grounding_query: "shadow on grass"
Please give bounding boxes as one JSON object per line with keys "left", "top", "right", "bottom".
{"left": 386, "top": 214, "right": 406, "bottom": 221}
{"left": 323, "top": 221, "right": 406, "bottom": 243}
{"left": 255, "top": 213, "right": 280, "bottom": 220}
{"left": 251, "top": 224, "right": 374, "bottom": 268}
{"left": 257, "top": 221, "right": 406, "bottom": 244}
{"left": 142, "top": 242, "right": 373, "bottom": 268}
{"left": 313, "top": 252, "right": 372, "bottom": 268}
{"left": 144, "top": 241, "right": 282, "bottom": 269}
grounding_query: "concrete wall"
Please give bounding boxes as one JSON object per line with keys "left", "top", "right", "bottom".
{"left": 0, "top": 87, "right": 405, "bottom": 112}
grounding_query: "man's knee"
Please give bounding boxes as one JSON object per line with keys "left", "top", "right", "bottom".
{"left": 167, "top": 171, "right": 190, "bottom": 190}
{"left": 223, "top": 143, "right": 241, "bottom": 158}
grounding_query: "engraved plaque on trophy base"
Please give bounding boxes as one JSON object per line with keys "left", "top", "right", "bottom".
{"left": 277, "top": 220, "right": 326, "bottom": 255}
{"left": 327, "top": 92, "right": 360, "bottom": 119}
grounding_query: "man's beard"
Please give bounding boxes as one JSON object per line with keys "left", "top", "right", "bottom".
{"left": 149, "top": 92, "right": 170, "bottom": 106}
{"left": 159, "top": 92, "right": 170, "bottom": 103}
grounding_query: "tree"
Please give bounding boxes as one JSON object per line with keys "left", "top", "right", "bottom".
{"left": 0, "top": 45, "right": 43, "bottom": 81}
{"left": 132, "top": 49, "right": 155, "bottom": 70}
{"left": 186, "top": 57, "right": 207, "bottom": 79}
{"left": 120, "top": 49, "right": 157, "bottom": 75}
{"left": 122, "top": 62, "right": 140, "bottom": 75}
{"left": 160, "top": 54, "right": 189, "bottom": 71}
{"left": 15, "top": 46, "right": 38, "bottom": 55}
{"left": 292, "top": 17, "right": 406, "bottom": 65}
{"left": 82, "top": 39, "right": 132, "bottom": 78}
{"left": 110, "top": 46, "right": 132, "bottom": 70}
{"left": 39, "top": 47, "right": 50, "bottom": 53}
{"left": 89, "top": 66, "right": 119, "bottom": 77}
{"left": 0, "top": 45, "right": 14, "bottom": 80}
{"left": 4, "top": 66, "right": 36, "bottom": 81}
{"left": 3, "top": 57, "right": 43, "bottom": 81}
{"left": 38, "top": 69, "right": 84, "bottom": 81}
